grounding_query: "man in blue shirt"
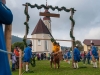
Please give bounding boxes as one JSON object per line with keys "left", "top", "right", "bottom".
{"left": 73, "top": 44, "right": 80, "bottom": 69}
{"left": 23, "top": 43, "right": 32, "bottom": 72}
{"left": 91, "top": 41, "right": 98, "bottom": 68}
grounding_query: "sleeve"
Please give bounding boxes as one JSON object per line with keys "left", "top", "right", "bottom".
{"left": 14, "top": 56, "right": 17, "bottom": 62}
{"left": 0, "top": 2, "right": 13, "bottom": 25}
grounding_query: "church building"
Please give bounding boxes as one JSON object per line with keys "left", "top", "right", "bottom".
{"left": 31, "top": 8, "right": 53, "bottom": 53}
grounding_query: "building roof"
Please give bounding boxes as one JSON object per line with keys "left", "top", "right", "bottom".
{"left": 83, "top": 39, "right": 100, "bottom": 46}
{"left": 43, "top": 9, "right": 51, "bottom": 20}
{"left": 31, "top": 18, "right": 52, "bottom": 37}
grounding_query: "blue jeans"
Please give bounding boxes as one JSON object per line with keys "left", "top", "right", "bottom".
{"left": 12, "top": 63, "right": 15, "bottom": 69}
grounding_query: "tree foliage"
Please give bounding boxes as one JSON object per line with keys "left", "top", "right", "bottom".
{"left": 70, "top": 40, "right": 83, "bottom": 51}
{"left": 75, "top": 40, "right": 83, "bottom": 51}
{"left": 11, "top": 42, "right": 24, "bottom": 52}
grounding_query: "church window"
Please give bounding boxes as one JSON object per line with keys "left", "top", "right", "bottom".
{"left": 38, "top": 40, "right": 41, "bottom": 46}
{"left": 45, "top": 40, "right": 48, "bottom": 50}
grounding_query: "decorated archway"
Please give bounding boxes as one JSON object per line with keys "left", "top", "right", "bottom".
{"left": 22, "top": 2, "right": 76, "bottom": 50}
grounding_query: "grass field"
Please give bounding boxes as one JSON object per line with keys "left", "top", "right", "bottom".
{"left": 12, "top": 60, "right": 100, "bottom": 75}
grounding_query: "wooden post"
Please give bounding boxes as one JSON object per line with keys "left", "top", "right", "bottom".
{"left": 71, "top": 9, "right": 74, "bottom": 50}
{"left": 22, "top": 4, "right": 28, "bottom": 71}
{"left": 70, "top": 9, "right": 74, "bottom": 68}
{"left": 27, "top": 38, "right": 73, "bottom": 41}
{"left": 19, "top": 49, "right": 22, "bottom": 75}
{"left": 25, "top": 4, "right": 28, "bottom": 47}
{"left": 5, "top": 25, "right": 12, "bottom": 61}
{"left": 98, "top": 50, "right": 100, "bottom": 68}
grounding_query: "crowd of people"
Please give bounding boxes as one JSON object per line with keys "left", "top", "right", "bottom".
{"left": 11, "top": 45, "right": 51, "bottom": 72}
{"left": 33, "top": 53, "right": 51, "bottom": 60}
{"left": 66, "top": 41, "right": 98, "bottom": 69}
{"left": 62, "top": 42, "right": 99, "bottom": 69}
{"left": 11, "top": 41, "right": 99, "bottom": 72}
{"left": 11, "top": 46, "right": 20, "bottom": 71}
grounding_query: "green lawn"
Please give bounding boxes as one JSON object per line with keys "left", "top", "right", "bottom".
{"left": 12, "top": 60, "right": 100, "bottom": 75}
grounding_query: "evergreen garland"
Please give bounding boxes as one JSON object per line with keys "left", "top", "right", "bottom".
{"left": 23, "top": 2, "right": 76, "bottom": 47}
{"left": 30, "top": 57, "right": 36, "bottom": 67}
{"left": 23, "top": 36, "right": 27, "bottom": 47}
{"left": 26, "top": 3, "right": 72, "bottom": 12}
{"left": 23, "top": 5, "right": 30, "bottom": 47}
{"left": 51, "top": 38, "right": 56, "bottom": 43}
{"left": 70, "top": 8, "right": 76, "bottom": 46}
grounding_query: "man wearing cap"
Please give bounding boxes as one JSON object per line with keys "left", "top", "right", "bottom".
{"left": 91, "top": 41, "right": 98, "bottom": 68}
{"left": 23, "top": 43, "right": 32, "bottom": 72}
{"left": 73, "top": 44, "right": 80, "bottom": 69}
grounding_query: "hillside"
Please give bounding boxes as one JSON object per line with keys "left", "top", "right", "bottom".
{"left": 11, "top": 35, "right": 30, "bottom": 44}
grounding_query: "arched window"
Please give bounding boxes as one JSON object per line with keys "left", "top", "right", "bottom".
{"left": 38, "top": 40, "right": 41, "bottom": 46}
{"left": 45, "top": 40, "right": 48, "bottom": 50}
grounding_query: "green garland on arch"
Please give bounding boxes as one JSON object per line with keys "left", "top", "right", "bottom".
{"left": 23, "top": 3, "right": 76, "bottom": 47}
{"left": 23, "top": 5, "right": 30, "bottom": 47}
{"left": 23, "top": 36, "right": 27, "bottom": 47}
{"left": 69, "top": 8, "right": 76, "bottom": 46}
{"left": 25, "top": 3, "right": 74, "bottom": 12}
{"left": 30, "top": 57, "right": 36, "bottom": 67}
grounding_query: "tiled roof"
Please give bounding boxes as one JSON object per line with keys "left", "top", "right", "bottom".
{"left": 31, "top": 18, "right": 52, "bottom": 37}
{"left": 83, "top": 39, "right": 100, "bottom": 46}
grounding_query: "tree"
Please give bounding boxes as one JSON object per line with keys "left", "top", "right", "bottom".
{"left": 70, "top": 40, "right": 83, "bottom": 51}
{"left": 75, "top": 40, "right": 83, "bottom": 51}
{"left": 11, "top": 42, "right": 24, "bottom": 51}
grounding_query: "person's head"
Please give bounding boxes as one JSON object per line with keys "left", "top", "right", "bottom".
{"left": 90, "top": 40, "right": 94, "bottom": 46}
{"left": 56, "top": 42, "right": 60, "bottom": 46}
{"left": 91, "top": 42, "right": 94, "bottom": 46}
{"left": 15, "top": 46, "right": 18, "bottom": 49}
{"left": 16, "top": 46, "right": 18, "bottom": 48}
{"left": 75, "top": 44, "right": 78, "bottom": 48}
{"left": 28, "top": 44, "right": 32, "bottom": 48}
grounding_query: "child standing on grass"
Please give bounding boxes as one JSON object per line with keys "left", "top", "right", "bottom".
{"left": 12, "top": 52, "right": 17, "bottom": 71}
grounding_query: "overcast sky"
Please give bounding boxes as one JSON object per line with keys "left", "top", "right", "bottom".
{"left": 6, "top": 0, "right": 100, "bottom": 46}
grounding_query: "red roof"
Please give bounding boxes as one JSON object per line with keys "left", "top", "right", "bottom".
{"left": 83, "top": 39, "right": 100, "bottom": 46}
{"left": 31, "top": 18, "right": 52, "bottom": 37}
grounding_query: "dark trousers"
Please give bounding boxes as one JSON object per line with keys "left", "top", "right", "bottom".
{"left": 12, "top": 63, "right": 15, "bottom": 71}
{"left": 87, "top": 58, "right": 90, "bottom": 64}
{"left": 16, "top": 57, "right": 19, "bottom": 69}
{"left": 83, "top": 57, "right": 86, "bottom": 64}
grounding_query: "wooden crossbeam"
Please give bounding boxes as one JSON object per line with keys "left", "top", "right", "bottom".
{"left": 27, "top": 38, "right": 72, "bottom": 42}
{"left": 39, "top": 12, "right": 60, "bottom": 18}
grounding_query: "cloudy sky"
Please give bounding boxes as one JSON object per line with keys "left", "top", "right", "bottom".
{"left": 6, "top": 0, "right": 100, "bottom": 46}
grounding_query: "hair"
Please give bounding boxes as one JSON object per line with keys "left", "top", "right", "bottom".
{"left": 91, "top": 43, "right": 94, "bottom": 45}
{"left": 28, "top": 44, "right": 32, "bottom": 47}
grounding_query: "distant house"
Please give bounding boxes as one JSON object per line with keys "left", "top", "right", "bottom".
{"left": 83, "top": 39, "right": 100, "bottom": 51}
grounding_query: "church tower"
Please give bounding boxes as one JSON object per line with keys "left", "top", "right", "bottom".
{"left": 31, "top": 0, "right": 53, "bottom": 53}
{"left": 43, "top": 1, "right": 51, "bottom": 33}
